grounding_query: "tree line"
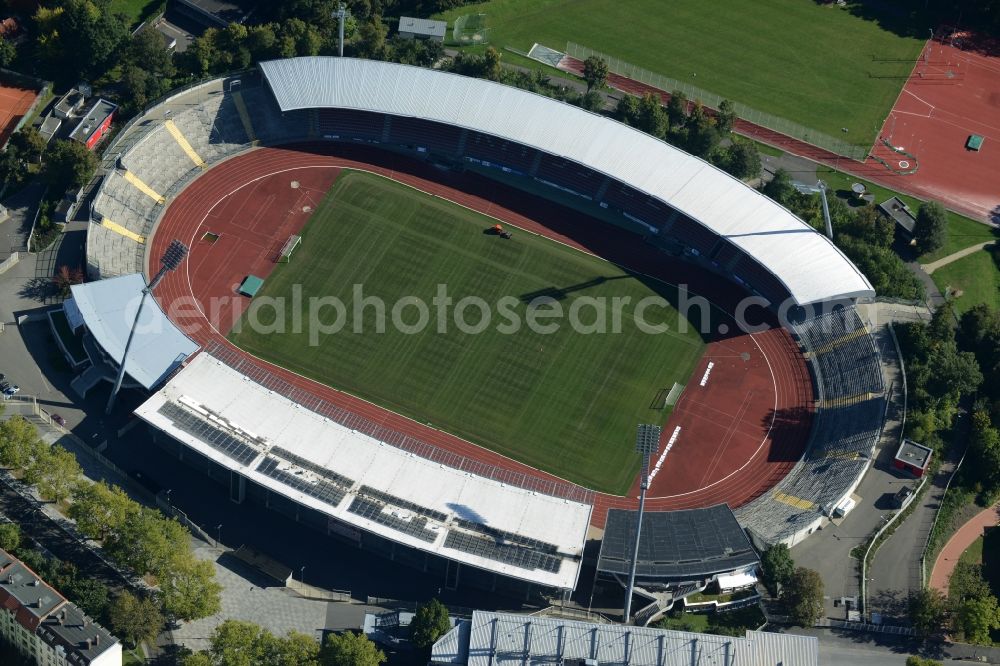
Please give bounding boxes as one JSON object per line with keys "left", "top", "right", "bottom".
{"left": 0, "top": 414, "right": 221, "bottom": 641}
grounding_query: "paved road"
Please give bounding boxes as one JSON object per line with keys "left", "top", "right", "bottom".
{"left": 0, "top": 473, "right": 129, "bottom": 591}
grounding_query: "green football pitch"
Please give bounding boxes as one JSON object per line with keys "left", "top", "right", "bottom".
{"left": 436, "top": 0, "right": 925, "bottom": 144}
{"left": 229, "top": 171, "right": 707, "bottom": 494}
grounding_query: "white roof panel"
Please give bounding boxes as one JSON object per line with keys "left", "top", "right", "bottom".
{"left": 459, "top": 611, "right": 819, "bottom": 666}
{"left": 134, "top": 353, "right": 592, "bottom": 589}
{"left": 259, "top": 57, "right": 874, "bottom": 306}
{"left": 69, "top": 273, "right": 198, "bottom": 389}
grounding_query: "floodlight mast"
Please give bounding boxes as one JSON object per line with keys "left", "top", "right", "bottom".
{"left": 336, "top": 4, "right": 347, "bottom": 57}
{"left": 104, "top": 240, "right": 189, "bottom": 415}
{"left": 624, "top": 424, "right": 661, "bottom": 624}
{"left": 818, "top": 180, "right": 833, "bottom": 241}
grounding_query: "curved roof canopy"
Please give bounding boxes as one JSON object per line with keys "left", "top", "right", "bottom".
{"left": 259, "top": 57, "right": 875, "bottom": 306}
{"left": 69, "top": 273, "right": 198, "bottom": 389}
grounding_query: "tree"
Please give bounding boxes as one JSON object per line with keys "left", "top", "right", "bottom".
{"left": 716, "top": 99, "right": 737, "bottom": 134}
{"left": 0, "top": 416, "right": 42, "bottom": 469}
{"left": 0, "top": 39, "right": 15, "bottom": 68}
{"left": 958, "top": 593, "right": 1000, "bottom": 644}
{"left": 9, "top": 127, "right": 46, "bottom": 163}
{"left": 616, "top": 95, "right": 640, "bottom": 126}
{"left": 760, "top": 168, "right": 797, "bottom": 207}
{"left": 62, "top": 574, "right": 109, "bottom": 620}
{"left": 575, "top": 90, "right": 604, "bottom": 113}
{"left": 781, "top": 567, "right": 824, "bottom": 626}
{"left": 34, "top": 446, "right": 82, "bottom": 503}
{"left": 582, "top": 56, "right": 609, "bottom": 93}
{"left": 636, "top": 92, "right": 667, "bottom": 138}
{"left": 717, "top": 141, "right": 761, "bottom": 180}
{"left": 207, "top": 620, "right": 278, "bottom": 666}
{"left": 684, "top": 102, "right": 719, "bottom": 158}
{"left": 106, "top": 508, "right": 190, "bottom": 578}
{"left": 160, "top": 557, "right": 223, "bottom": 622}
{"left": 182, "top": 653, "right": 214, "bottom": 666}
{"left": 908, "top": 587, "right": 947, "bottom": 637}
{"left": 320, "top": 631, "right": 385, "bottom": 666}
{"left": 354, "top": 15, "right": 387, "bottom": 60}
{"left": 276, "top": 631, "right": 320, "bottom": 666}
{"left": 0, "top": 523, "right": 20, "bottom": 552}
{"left": 69, "top": 481, "right": 135, "bottom": 542}
{"left": 483, "top": 46, "right": 503, "bottom": 82}
{"left": 760, "top": 543, "right": 794, "bottom": 595}
{"left": 949, "top": 561, "right": 993, "bottom": 603}
{"left": 52, "top": 265, "right": 85, "bottom": 299}
{"left": 108, "top": 591, "right": 164, "bottom": 647}
{"left": 410, "top": 598, "right": 451, "bottom": 649}
{"left": 666, "top": 90, "right": 688, "bottom": 129}
{"left": 914, "top": 201, "right": 948, "bottom": 255}
{"left": 43, "top": 139, "right": 99, "bottom": 194}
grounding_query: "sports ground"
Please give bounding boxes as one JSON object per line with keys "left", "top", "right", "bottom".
{"left": 437, "top": 0, "right": 924, "bottom": 143}
{"left": 227, "top": 170, "right": 705, "bottom": 494}
{"left": 150, "top": 144, "right": 813, "bottom": 523}
{"left": 0, "top": 78, "right": 39, "bottom": 146}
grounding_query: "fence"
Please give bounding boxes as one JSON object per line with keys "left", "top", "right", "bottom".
{"left": 563, "top": 42, "right": 870, "bottom": 161}
{"left": 0, "top": 67, "right": 52, "bottom": 148}
{"left": 919, "top": 451, "right": 966, "bottom": 585}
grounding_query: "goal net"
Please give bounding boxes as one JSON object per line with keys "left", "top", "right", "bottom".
{"left": 277, "top": 235, "right": 301, "bottom": 263}
{"left": 451, "top": 13, "right": 489, "bottom": 45}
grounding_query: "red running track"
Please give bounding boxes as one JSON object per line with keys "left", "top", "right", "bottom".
{"left": 149, "top": 143, "right": 814, "bottom": 528}
{"left": 559, "top": 48, "right": 999, "bottom": 222}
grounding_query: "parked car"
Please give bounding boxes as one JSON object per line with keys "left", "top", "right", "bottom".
{"left": 51, "top": 414, "right": 66, "bottom": 427}
{"left": 2, "top": 385, "right": 20, "bottom": 396}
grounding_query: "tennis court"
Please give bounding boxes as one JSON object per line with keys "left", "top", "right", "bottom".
{"left": 0, "top": 79, "right": 39, "bottom": 146}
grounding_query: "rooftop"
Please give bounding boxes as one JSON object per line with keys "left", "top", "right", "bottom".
{"left": 398, "top": 16, "right": 447, "bottom": 37}
{"left": 68, "top": 98, "right": 117, "bottom": 143}
{"left": 597, "top": 504, "right": 758, "bottom": 580}
{"left": 259, "top": 57, "right": 875, "bottom": 307}
{"left": 896, "top": 439, "right": 933, "bottom": 470}
{"left": 877, "top": 196, "right": 916, "bottom": 234}
{"left": 431, "top": 610, "right": 819, "bottom": 666}
{"left": 69, "top": 273, "right": 199, "bottom": 389}
{"left": 174, "top": 0, "right": 246, "bottom": 26}
{"left": 0, "top": 548, "right": 119, "bottom": 664}
{"left": 134, "top": 352, "right": 593, "bottom": 589}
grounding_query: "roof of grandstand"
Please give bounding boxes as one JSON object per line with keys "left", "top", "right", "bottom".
{"left": 597, "top": 505, "right": 758, "bottom": 580}
{"left": 258, "top": 56, "right": 875, "bottom": 307}
{"left": 134, "top": 352, "right": 592, "bottom": 589}
{"left": 430, "top": 610, "right": 819, "bottom": 666}
{"left": 68, "top": 273, "right": 198, "bottom": 389}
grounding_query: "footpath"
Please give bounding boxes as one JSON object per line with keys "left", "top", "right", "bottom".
{"left": 929, "top": 501, "right": 1000, "bottom": 594}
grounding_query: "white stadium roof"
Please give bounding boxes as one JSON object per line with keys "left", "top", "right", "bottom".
{"left": 431, "top": 610, "right": 819, "bottom": 666}
{"left": 135, "top": 352, "right": 592, "bottom": 589}
{"left": 259, "top": 56, "right": 874, "bottom": 307}
{"left": 69, "top": 273, "right": 198, "bottom": 389}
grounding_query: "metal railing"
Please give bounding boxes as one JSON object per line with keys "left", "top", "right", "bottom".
{"left": 564, "top": 42, "right": 870, "bottom": 161}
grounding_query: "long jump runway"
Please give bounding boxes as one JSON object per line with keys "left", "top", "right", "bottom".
{"left": 150, "top": 144, "right": 814, "bottom": 528}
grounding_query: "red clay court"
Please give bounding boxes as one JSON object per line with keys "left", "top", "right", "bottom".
{"left": 0, "top": 79, "right": 39, "bottom": 147}
{"left": 150, "top": 144, "right": 814, "bottom": 528}
{"left": 872, "top": 34, "right": 1000, "bottom": 222}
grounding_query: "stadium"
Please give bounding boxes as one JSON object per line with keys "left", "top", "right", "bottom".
{"left": 70, "top": 57, "right": 887, "bottom": 620}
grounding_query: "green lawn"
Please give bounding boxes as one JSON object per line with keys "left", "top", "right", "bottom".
{"left": 815, "top": 166, "right": 1000, "bottom": 262}
{"left": 229, "top": 171, "right": 707, "bottom": 493}
{"left": 932, "top": 247, "right": 1000, "bottom": 314}
{"left": 436, "top": 0, "right": 924, "bottom": 143}
{"left": 110, "top": 0, "right": 165, "bottom": 25}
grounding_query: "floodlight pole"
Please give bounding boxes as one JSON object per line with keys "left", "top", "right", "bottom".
{"left": 624, "top": 424, "right": 660, "bottom": 624}
{"left": 104, "top": 240, "right": 189, "bottom": 415}
{"left": 818, "top": 180, "right": 833, "bottom": 241}
{"left": 336, "top": 4, "right": 347, "bottom": 57}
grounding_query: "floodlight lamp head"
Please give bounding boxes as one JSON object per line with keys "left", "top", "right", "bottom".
{"left": 635, "top": 424, "right": 661, "bottom": 456}
{"left": 161, "top": 239, "right": 189, "bottom": 272}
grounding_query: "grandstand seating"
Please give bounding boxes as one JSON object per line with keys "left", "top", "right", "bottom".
{"left": 464, "top": 131, "right": 536, "bottom": 173}
{"left": 387, "top": 116, "right": 463, "bottom": 155}
{"left": 669, "top": 214, "right": 719, "bottom": 256}
{"left": 239, "top": 87, "right": 309, "bottom": 144}
{"left": 170, "top": 93, "right": 250, "bottom": 165}
{"left": 732, "top": 254, "right": 792, "bottom": 305}
{"left": 317, "top": 108, "right": 384, "bottom": 142}
{"left": 600, "top": 182, "right": 672, "bottom": 226}
{"left": 535, "top": 154, "right": 605, "bottom": 198}
{"left": 737, "top": 306, "right": 885, "bottom": 545}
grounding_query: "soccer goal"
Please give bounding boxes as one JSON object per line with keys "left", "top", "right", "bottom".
{"left": 276, "top": 235, "right": 301, "bottom": 263}
{"left": 451, "top": 13, "right": 489, "bottom": 45}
